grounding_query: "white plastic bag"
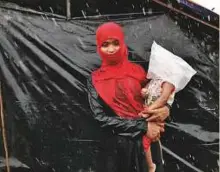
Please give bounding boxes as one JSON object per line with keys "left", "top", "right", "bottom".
{"left": 147, "top": 41, "right": 197, "bottom": 92}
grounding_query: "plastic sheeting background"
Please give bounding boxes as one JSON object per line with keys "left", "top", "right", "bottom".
{"left": 0, "top": 4, "right": 219, "bottom": 172}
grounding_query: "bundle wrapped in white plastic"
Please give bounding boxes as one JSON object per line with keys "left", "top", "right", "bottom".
{"left": 147, "top": 41, "right": 197, "bottom": 93}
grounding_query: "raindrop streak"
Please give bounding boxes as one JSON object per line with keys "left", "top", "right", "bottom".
{"left": 49, "top": 7, "right": 54, "bottom": 14}
{"left": 148, "top": 8, "right": 153, "bottom": 14}
{"left": 41, "top": 15, "right": 45, "bottom": 20}
{"left": 77, "top": 37, "right": 87, "bottom": 49}
{"left": 207, "top": 15, "right": 211, "bottom": 21}
{"left": 3, "top": 51, "right": 9, "bottom": 59}
{"left": 176, "top": 164, "right": 180, "bottom": 170}
{"left": 38, "top": 6, "right": 42, "bottom": 11}
{"left": 14, "top": 42, "right": 18, "bottom": 48}
{"left": 142, "top": 7, "right": 146, "bottom": 15}
{"left": 18, "top": 61, "right": 29, "bottom": 73}
{"left": 52, "top": 18, "right": 58, "bottom": 26}
{"left": 81, "top": 10, "right": 87, "bottom": 19}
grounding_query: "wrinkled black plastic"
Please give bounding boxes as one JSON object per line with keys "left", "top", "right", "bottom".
{"left": 0, "top": 3, "right": 218, "bottom": 172}
{"left": 87, "top": 76, "right": 165, "bottom": 172}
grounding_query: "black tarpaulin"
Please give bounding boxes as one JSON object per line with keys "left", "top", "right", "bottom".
{"left": 0, "top": 3, "right": 219, "bottom": 172}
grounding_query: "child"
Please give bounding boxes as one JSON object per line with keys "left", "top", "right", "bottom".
{"left": 139, "top": 41, "right": 197, "bottom": 172}
{"left": 140, "top": 80, "right": 175, "bottom": 172}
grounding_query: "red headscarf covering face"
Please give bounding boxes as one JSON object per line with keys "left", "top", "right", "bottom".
{"left": 92, "top": 22, "right": 146, "bottom": 118}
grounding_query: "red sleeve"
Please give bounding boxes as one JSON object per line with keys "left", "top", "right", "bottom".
{"left": 133, "top": 64, "right": 148, "bottom": 87}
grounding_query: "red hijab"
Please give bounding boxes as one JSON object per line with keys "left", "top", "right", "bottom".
{"left": 92, "top": 22, "right": 147, "bottom": 118}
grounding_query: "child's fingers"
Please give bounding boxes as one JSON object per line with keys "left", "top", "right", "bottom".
{"left": 160, "top": 127, "right": 165, "bottom": 133}
{"left": 138, "top": 112, "right": 142, "bottom": 117}
{"left": 139, "top": 112, "right": 150, "bottom": 118}
{"left": 146, "top": 108, "right": 158, "bottom": 114}
{"left": 156, "top": 122, "right": 165, "bottom": 128}
{"left": 142, "top": 114, "right": 150, "bottom": 118}
{"left": 146, "top": 115, "right": 159, "bottom": 121}
{"left": 147, "top": 104, "right": 157, "bottom": 111}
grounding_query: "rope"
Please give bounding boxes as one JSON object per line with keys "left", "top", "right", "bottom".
{"left": 152, "top": 0, "right": 220, "bottom": 31}
{"left": 0, "top": 83, "right": 10, "bottom": 172}
{"left": 162, "top": 145, "right": 204, "bottom": 172}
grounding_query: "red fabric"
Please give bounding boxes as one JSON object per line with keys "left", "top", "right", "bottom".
{"left": 92, "top": 22, "right": 150, "bottom": 151}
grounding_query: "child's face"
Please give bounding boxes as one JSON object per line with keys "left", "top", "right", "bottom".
{"left": 100, "top": 39, "right": 120, "bottom": 55}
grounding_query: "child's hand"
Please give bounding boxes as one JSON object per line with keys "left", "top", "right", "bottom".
{"left": 139, "top": 105, "right": 170, "bottom": 122}
{"left": 141, "top": 88, "right": 148, "bottom": 98}
{"left": 146, "top": 106, "right": 170, "bottom": 122}
{"left": 138, "top": 106, "right": 150, "bottom": 118}
{"left": 138, "top": 112, "right": 149, "bottom": 118}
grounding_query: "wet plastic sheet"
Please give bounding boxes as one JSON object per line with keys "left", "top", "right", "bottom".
{"left": 0, "top": 5, "right": 219, "bottom": 172}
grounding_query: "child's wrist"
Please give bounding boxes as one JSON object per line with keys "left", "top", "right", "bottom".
{"left": 165, "top": 103, "right": 171, "bottom": 110}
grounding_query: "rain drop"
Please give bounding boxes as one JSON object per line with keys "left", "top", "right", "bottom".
{"left": 41, "top": 15, "right": 45, "bottom": 20}
{"left": 3, "top": 51, "right": 9, "bottom": 59}
{"left": 81, "top": 10, "right": 87, "bottom": 19}
{"left": 52, "top": 18, "right": 58, "bottom": 26}
{"left": 38, "top": 6, "right": 42, "bottom": 11}
{"left": 148, "top": 8, "right": 153, "bottom": 14}
{"left": 142, "top": 7, "right": 146, "bottom": 15}
{"left": 44, "top": 14, "right": 49, "bottom": 20}
{"left": 176, "top": 164, "right": 180, "bottom": 170}
{"left": 207, "top": 15, "right": 210, "bottom": 21}
{"left": 176, "top": 103, "right": 180, "bottom": 108}
{"left": 68, "top": 125, "right": 73, "bottom": 130}
{"left": 18, "top": 61, "right": 28, "bottom": 73}
{"left": 77, "top": 37, "right": 87, "bottom": 49}
{"left": 132, "top": 4, "right": 135, "bottom": 9}
{"left": 49, "top": 7, "right": 54, "bottom": 13}
{"left": 14, "top": 41, "right": 18, "bottom": 48}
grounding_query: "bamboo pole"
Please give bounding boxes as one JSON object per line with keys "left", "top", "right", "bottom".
{"left": 66, "top": 0, "right": 71, "bottom": 20}
{"left": 0, "top": 83, "right": 10, "bottom": 172}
